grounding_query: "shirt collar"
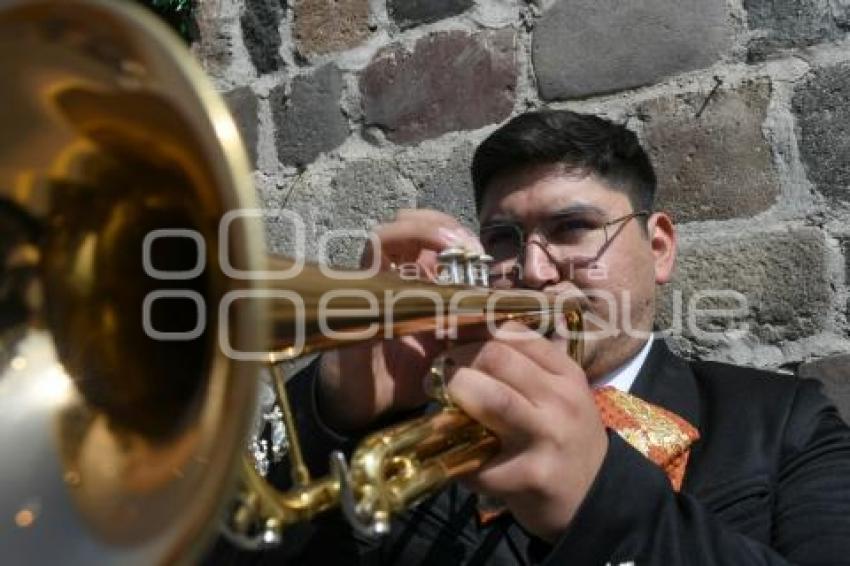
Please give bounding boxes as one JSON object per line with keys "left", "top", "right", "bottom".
{"left": 592, "top": 334, "right": 654, "bottom": 393}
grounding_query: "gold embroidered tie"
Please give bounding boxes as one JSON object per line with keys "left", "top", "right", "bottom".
{"left": 477, "top": 387, "right": 700, "bottom": 525}
{"left": 593, "top": 386, "right": 699, "bottom": 492}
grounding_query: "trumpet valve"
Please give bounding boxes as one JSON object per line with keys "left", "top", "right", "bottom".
{"left": 478, "top": 254, "right": 493, "bottom": 287}
{"left": 437, "top": 247, "right": 466, "bottom": 285}
{"left": 463, "top": 251, "right": 480, "bottom": 286}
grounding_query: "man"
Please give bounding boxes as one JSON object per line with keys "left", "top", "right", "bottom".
{"left": 214, "top": 110, "right": 850, "bottom": 564}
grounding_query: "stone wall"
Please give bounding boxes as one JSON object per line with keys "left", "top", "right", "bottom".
{"left": 193, "top": 0, "right": 850, "bottom": 371}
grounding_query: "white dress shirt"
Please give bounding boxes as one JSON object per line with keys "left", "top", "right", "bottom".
{"left": 592, "top": 335, "right": 654, "bottom": 393}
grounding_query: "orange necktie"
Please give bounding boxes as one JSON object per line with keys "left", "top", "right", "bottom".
{"left": 593, "top": 386, "right": 699, "bottom": 492}
{"left": 477, "top": 386, "right": 700, "bottom": 525}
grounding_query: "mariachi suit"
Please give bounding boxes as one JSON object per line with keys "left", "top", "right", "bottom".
{"left": 206, "top": 339, "right": 850, "bottom": 565}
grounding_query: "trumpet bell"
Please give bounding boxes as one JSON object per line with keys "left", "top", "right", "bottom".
{"left": 0, "top": 0, "right": 264, "bottom": 563}
{"left": 0, "top": 1, "right": 589, "bottom": 562}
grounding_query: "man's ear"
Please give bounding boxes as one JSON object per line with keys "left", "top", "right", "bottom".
{"left": 648, "top": 212, "right": 676, "bottom": 285}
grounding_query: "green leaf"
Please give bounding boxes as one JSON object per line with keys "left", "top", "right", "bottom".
{"left": 132, "top": 0, "right": 197, "bottom": 43}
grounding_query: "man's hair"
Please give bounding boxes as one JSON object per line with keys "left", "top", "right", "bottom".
{"left": 471, "top": 110, "right": 657, "bottom": 213}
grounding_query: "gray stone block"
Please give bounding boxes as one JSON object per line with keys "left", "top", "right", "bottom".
{"left": 360, "top": 29, "right": 517, "bottom": 145}
{"left": 294, "top": 0, "right": 370, "bottom": 56}
{"left": 744, "top": 0, "right": 843, "bottom": 62}
{"left": 240, "top": 0, "right": 284, "bottom": 75}
{"left": 321, "top": 161, "right": 416, "bottom": 267}
{"left": 272, "top": 64, "right": 350, "bottom": 167}
{"left": 261, "top": 175, "right": 326, "bottom": 260}
{"left": 798, "top": 354, "right": 850, "bottom": 423}
{"left": 834, "top": 0, "right": 850, "bottom": 29}
{"left": 841, "top": 236, "right": 850, "bottom": 315}
{"left": 398, "top": 143, "right": 479, "bottom": 231}
{"left": 656, "top": 228, "right": 831, "bottom": 349}
{"left": 532, "top": 0, "right": 729, "bottom": 101}
{"left": 639, "top": 80, "right": 779, "bottom": 222}
{"left": 223, "top": 86, "right": 259, "bottom": 168}
{"left": 793, "top": 63, "right": 850, "bottom": 209}
{"left": 192, "top": 1, "right": 234, "bottom": 77}
{"left": 842, "top": 237, "right": 850, "bottom": 281}
{"left": 387, "top": 0, "right": 474, "bottom": 30}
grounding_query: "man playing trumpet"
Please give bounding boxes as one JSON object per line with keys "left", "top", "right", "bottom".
{"left": 232, "top": 110, "right": 850, "bottom": 564}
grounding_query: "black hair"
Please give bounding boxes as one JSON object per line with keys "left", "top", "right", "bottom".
{"left": 471, "top": 110, "right": 656, "bottom": 213}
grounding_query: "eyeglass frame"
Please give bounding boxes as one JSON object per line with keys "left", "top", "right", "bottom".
{"left": 479, "top": 209, "right": 652, "bottom": 280}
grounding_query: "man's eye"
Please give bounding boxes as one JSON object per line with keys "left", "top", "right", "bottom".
{"left": 547, "top": 218, "right": 596, "bottom": 243}
{"left": 480, "top": 227, "right": 520, "bottom": 260}
{"left": 481, "top": 228, "right": 517, "bottom": 246}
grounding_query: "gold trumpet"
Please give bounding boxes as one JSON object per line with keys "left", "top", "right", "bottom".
{"left": 227, "top": 255, "right": 583, "bottom": 545}
{"left": 0, "top": 0, "right": 584, "bottom": 563}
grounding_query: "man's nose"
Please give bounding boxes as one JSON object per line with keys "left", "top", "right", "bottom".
{"left": 520, "top": 240, "right": 560, "bottom": 290}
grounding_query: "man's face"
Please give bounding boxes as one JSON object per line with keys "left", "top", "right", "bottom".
{"left": 478, "top": 163, "right": 676, "bottom": 381}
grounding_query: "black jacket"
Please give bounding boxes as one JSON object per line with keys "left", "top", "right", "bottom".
{"left": 206, "top": 340, "right": 850, "bottom": 565}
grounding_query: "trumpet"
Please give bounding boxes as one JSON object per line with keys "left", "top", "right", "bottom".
{"left": 226, "top": 252, "right": 584, "bottom": 546}
{"left": 0, "top": 0, "right": 584, "bottom": 563}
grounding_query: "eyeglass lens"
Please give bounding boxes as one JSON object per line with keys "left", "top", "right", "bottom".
{"left": 480, "top": 211, "right": 611, "bottom": 268}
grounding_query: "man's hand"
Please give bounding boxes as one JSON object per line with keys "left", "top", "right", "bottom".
{"left": 444, "top": 320, "right": 609, "bottom": 542}
{"left": 317, "top": 209, "right": 483, "bottom": 432}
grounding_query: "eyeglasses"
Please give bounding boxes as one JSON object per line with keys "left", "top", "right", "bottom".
{"left": 479, "top": 209, "right": 650, "bottom": 283}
